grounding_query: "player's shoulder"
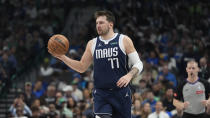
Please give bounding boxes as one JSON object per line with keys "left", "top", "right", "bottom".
{"left": 198, "top": 78, "right": 210, "bottom": 85}
{"left": 88, "top": 38, "right": 97, "bottom": 45}
{"left": 120, "top": 34, "right": 133, "bottom": 45}
{"left": 120, "top": 34, "right": 131, "bottom": 40}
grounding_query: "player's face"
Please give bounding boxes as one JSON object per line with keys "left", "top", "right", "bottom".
{"left": 96, "top": 16, "right": 113, "bottom": 36}
{"left": 186, "top": 62, "right": 200, "bottom": 77}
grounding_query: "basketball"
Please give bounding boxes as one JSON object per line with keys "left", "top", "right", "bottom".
{"left": 48, "top": 34, "right": 69, "bottom": 55}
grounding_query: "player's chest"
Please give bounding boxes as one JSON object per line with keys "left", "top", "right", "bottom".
{"left": 183, "top": 82, "right": 205, "bottom": 97}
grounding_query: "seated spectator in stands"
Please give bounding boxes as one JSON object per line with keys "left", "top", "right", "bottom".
{"left": 151, "top": 81, "right": 164, "bottom": 99}
{"left": 148, "top": 101, "right": 169, "bottom": 118}
{"left": 72, "top": 73, "right": 87, "bottom": 89}
{"left": 135, "top": 79, "right": 149, "bottom": 95}
{"left": 199, "top": 57, "right": 210, "bottom": 80}
{"left": 141, "top": 72, "right": 154, "bottom": 88}
{"left": 40, "top": 85, "right": 56, "bottom": 106}
{"left": 63, "top": 85, "right": 75, "bottom": 100}
{"left": 83, "top": 88, "right": 92, "bottom": 106}
{"left": 23, "top": 82, "right": 35, "bottom": 107}
{"left": 132, "top": 99, "right": 142, "bottom": 118}
{"left": 39, "top": 57, "right": 54, "bottom": 78}
{"left": 156, "top": 63, "right": 177, "bottom": 87}
{"left": 46, "top": 103, "right": 60, "bottom": 118}
{"left": 55, "top": 91, "right": 63, "bottom": 109}
{"left": 72, "top": 81, "right": 83, "bottom": 102}
{"left": 8, "top": 46, "right": 18, "bottom": 69}
{"left": 0, "top": 53, "right": 16, "bottom": 77}
{"left": 161, "top": 87, "right": 176, "bottom": 117}
{"left": 31, "top": 106, "right": 41, "bottom": 118}
{"left": 146, "top": 50, "right": 159, "bottom": 67}
{"left": 31, "top": 99, "right": 49, "bottom": 117}
{"left": 16, "top": 106, "right": 28, "bottom": 118}
{"left": 86, "top": 81, "right": 94, "bottom": 93}
{"left": 0, "top": 63, "right": 8, "bottom": 83}
{"left": 142, "top": 90, "right": 157, "bottom": 112}
{"left": 67, "top": 97, "right": 77, "bottom": 112}
{"left": 9, "top": 98, "right": 32, "bottom": 117}
{"left": 32, "top": 80, "right": 46, "bottom": 98}
{"left": 59, "top": 98, "right": 73, "bottom": 118}
{"left": 138, "top": 102, "right": 151, "bottom": 118}
{"left": 139, "top": 61, "right": 158, "bottom": 84}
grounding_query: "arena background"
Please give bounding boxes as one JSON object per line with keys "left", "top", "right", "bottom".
{"left": 0, "top": 0, "right": 210, "bottom": 118}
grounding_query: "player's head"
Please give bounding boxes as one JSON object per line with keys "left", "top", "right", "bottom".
{"left": 186, "top": 60, "right": 200, "bottom": 77}
{"left": 94, "top": 10, "right": 115, "bottom": 36}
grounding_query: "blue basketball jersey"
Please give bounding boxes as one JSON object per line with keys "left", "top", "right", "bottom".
{"left": 93, "top": 33, "right": 128, "bottom": 89}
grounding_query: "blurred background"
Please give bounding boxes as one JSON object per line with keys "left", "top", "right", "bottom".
{"left": 0, "top": 0, "right": 210, "bottom": 118}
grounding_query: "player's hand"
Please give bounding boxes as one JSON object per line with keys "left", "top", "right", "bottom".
{"left": 201, "top": 100, "right": 210, "bottom": 107}
{"left": 177, "top": 101, "right": 189, "bottom": 111}
{"left": 183, "top": 101, "right": 190, "bottom": 109}
{"left": 116, "top": 73, "right": 132, "bottom": 88}
{"left": 48, "top": 48, "right": 65, "bottom": 60}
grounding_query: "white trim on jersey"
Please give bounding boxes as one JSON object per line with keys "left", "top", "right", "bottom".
{"left": 91, "top": 38, "right": 97, "bottom": 56}
{"left": 119, "top": 34, "right": 126, "bottom": 55}
{"left": 99, "top": 33, "right": 118, "bottom": 44}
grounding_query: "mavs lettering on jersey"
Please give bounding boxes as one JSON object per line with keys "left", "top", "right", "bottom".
{"left": 95, "top": 47, "right": 119, "bottom": 69}
{"left": 95, "top": 47, "right": 118, "bottom": 59}
{"left": 93, "top": 33, "right": 128, "bottom": 89}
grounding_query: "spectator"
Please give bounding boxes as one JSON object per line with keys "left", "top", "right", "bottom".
{"left": 9, "top": 98, "right": 32, "bottom": 117}
{"left": 157, "top": 63, "right": 177, "bottom": 87}
{"left": 23, "top": 82, "right": 35, "bottom": 107}
{"left": 31, "top": 106, "right": 41, "bottom": 118}
{"left": 40, "top": 85, "right": 56, "bottom": 106}
{"left": 16, "top": 106, "right": 27, "bottom": 118}
{"left": 63, "top": 85, "right": 74, "bottom": 100}
{"left": 142, "top": 90, "right": 157, "bottom": 112}
{"left": 0, "top": 53, "right": 16, "bottom": 77}
{"left": 139, "top": 102, "right": 151, "bottom": 118}
{"left": 59, "top": 97, "right": 73, "bottom": 118}
{"left": 32, "top": 80, "right": 46, "bottom": 99}
{"left": 135, "top": 79, "right": 149, "bottom": 95}
{"left": 148, "top": 101, "right": 169, "bottom": 118}
{"left": 132, "top": 99, "right": 142, "bottom": 118}
{"left": 46, "top": 103, "right": 60, "bottom": 118}
{"left": 199, "top": 57, "right": 210, "bottom": 81}
{"left": 161, "top": 87, "right": 177, "bottom": 117}
{"left": 71, "top": 82, "right": 83, "bottom": 102}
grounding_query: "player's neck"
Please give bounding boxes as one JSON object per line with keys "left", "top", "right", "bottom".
{"left": 187, "top": 76, "right": 198, "bottom": 83}
{"left": 100, "top": 31, "right": 115, "bottom": 40}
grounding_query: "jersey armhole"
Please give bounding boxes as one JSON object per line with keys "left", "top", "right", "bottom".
{"left": 91, "top": 38, "right": 97, "bottom": 56}
{"left": 119, "top": 34, "right": 126, "bottom": 55}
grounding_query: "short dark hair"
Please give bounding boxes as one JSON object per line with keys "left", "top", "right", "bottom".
{"left": 94, "top": 10, "right": 115, "bottom": 25}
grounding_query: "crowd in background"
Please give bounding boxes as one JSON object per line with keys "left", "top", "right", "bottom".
{"left": 0, "top": 0, "right": 210, "bottom": 118}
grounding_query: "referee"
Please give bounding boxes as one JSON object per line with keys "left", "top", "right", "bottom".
{"left": 173, "top": 60, "right": 210, "bottom": 118}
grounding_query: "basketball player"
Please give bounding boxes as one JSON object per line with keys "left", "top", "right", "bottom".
{"left": 173, "top": 60, "right": 210, "bottom": 118}
{"left": 48, "top": 10, "right": 143, "bottom": 118}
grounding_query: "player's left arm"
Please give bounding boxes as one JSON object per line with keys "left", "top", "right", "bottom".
{"left": 117, "top": 36, "right": 143, "bottom": 88}
{"left": 201, "top": 80, "right": 210, "bottom": 114}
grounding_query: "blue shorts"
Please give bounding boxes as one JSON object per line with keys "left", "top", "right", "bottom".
{"left": 93, "top": 87, "right": 132, "bottom": 118}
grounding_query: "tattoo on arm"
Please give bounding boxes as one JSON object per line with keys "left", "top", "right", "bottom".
{"left": 128, "top": 68, "right": 139, "bottom": 78}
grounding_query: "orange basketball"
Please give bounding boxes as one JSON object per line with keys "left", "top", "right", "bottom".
{"left": 48, "top": 34, "right": 69, "bottom": 55}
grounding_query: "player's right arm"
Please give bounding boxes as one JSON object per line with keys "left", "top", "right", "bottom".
{"left": 173, "top": 98, "right": 189, "bottom": 111}
{"left": 48, "top": 40, "right": 93, "bottom": 73}
{"left": 173, "top": 82, "right": 189, "bottom": 112}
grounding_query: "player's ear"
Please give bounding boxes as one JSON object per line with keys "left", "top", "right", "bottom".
{"left": 197, "top": 67, "right": 200, "bottom": 72}
{"left": 109, "top": 22, "right": 113, "bottom": 28}
{"left": 186, "top": 67, "right": 189, "bottom": 73}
